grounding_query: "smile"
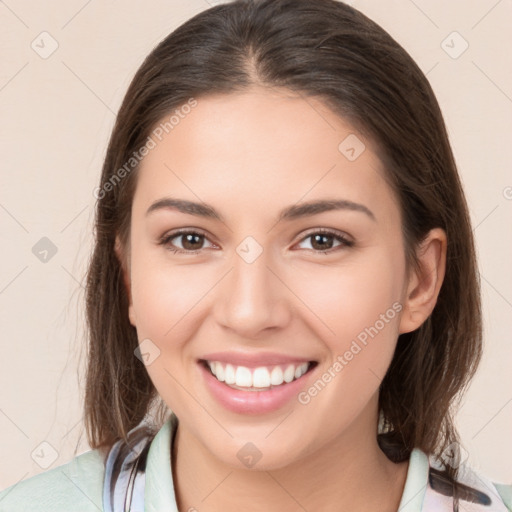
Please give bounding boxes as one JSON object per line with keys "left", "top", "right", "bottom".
{"left": 204, "top": 360, "right": 312, "bottom": 391}
{"left": 198, "top": 355, "right": 318, "bottom": 414}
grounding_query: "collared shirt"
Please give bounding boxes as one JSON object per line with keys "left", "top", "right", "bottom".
{"left": 1, "top": 413, "right": 510, "bottom": 511}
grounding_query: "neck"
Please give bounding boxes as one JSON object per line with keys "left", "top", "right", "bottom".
{"left": 171, "top": 402, "right": 409, "bottom": 512}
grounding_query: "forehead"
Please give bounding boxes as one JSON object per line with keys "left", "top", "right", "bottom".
{"left": 133, "top": 88, "right": 399, "bottom": 226}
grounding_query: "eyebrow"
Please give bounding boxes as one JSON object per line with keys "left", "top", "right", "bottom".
{"left": 146, "top": 197, "right": 376, "bottom": 223}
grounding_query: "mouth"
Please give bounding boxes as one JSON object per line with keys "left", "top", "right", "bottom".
{"left": 199, "top": 359, "right": 318, "bottom": 392}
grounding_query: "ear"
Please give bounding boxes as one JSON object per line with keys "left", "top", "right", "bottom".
{"left": 114, "top": 235, "right": 136, "bottom": 327}
{"left": 398, "top": 228, "right": 447, "bottom": 334}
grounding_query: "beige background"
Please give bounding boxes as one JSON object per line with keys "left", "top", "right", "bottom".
{"left": 0, "top": 0, "right": 511, "bottom": 491}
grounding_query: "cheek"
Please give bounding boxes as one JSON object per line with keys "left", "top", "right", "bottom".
{"left": 290, "top": 249, "right": 404, "bottom": 345}
{"left": 288, "top": 246, "right": 405, "bottom": 400}
{"left": 129, "top": 252, "right": 212, "bottom": 409}
{"left": 130, "top": 251, "right": 212, "bottom": 343}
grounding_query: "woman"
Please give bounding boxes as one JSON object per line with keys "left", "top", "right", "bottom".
{"left": 1, "top": 0, "right": 510, "bottom": 510}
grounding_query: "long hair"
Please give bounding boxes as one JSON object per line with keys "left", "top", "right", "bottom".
{"left": 83, "top": 0, "right": 482, "bottom": 502}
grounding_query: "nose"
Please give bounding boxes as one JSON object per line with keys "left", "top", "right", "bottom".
{"left": 214, "top": 245, "right": 292, "bottom": 339}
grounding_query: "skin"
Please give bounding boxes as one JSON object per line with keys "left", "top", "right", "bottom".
{"left": 115, "top": 86, "right": 447, "bottom": 511}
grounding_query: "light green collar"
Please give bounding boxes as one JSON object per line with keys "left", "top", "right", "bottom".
{"left": 144, "top": 413, "right": 179, "bottom": 511}
{"left": 398, "top": 448, "right": 430, "bottom": 511}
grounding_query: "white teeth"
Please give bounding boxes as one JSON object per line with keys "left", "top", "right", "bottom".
{"left": 283, "top": 364, "right": 295, "bottom": 383}
{"left": 225, "top": 363, "right": 236, "bottom": 385}
{"left": 252, "top": 367, "right": 271, "bottom": 388}
{"left": 295, "top": 363, "right": 308, "bottom": 379}
{"left": 235, "top": 366, "right": 252, "bottom": 387}
{"left": 270, "top": 366, "right": 284, "bottom": 385}
{"left": 206, "top": 360, "right": 311, "bottom": 389}
{"left": 214, "top": 362, "right": 225, "bottom": 382}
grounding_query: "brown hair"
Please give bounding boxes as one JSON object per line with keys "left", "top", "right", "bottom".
{"left": 83, "top": 0, "right": 482, "bottom": 501}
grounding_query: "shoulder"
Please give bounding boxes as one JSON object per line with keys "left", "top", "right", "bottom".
{"left": 0, "top": 449, "right": 106, "bottom": 512}
{"left": 494, "top": 483, "right": 512, "bottom": 512}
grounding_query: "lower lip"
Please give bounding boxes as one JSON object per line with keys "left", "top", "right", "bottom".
{"left": 199, "top": 362, "right": 315, "bottom": 414}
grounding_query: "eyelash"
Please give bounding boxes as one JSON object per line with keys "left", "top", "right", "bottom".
{"left": 158, "top": 228, "right": 354, "bottom": 255}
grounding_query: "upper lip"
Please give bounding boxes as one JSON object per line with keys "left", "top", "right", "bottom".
{"left": 199, "top": 351, "right": 316, "bottom": 368}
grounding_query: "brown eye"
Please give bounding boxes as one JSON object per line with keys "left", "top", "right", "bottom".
{"left": 159, "top": 230, "right": 215, "bottom": 254}
{"left": 179, "top": 232, "right": 204, "bottom": 250}
{"left": 296, "top": 229, "right": 354, "bottom": 254}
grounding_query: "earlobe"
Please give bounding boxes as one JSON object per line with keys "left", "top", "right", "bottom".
{"left": 114, "top": 235, "right": 136, "bottom": 327}
{"left": 398, "top": 228, "right": 447, "bottom": 334}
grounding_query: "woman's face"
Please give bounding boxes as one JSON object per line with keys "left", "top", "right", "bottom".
{"left": 120, "top": 87, "right": 418, "bottom": 469}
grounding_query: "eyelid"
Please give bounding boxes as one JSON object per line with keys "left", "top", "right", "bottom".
{"left": 292, "top": 227, "right": 354, "bottom": 252}
{"left": 295, "top": 227, "right": 353, "bottom": 244}
{"left": 158, "top": 227, "right": 216, "bottom": 251}
{"left": 159, "top": 226, "right": 209, "bottom": 241}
